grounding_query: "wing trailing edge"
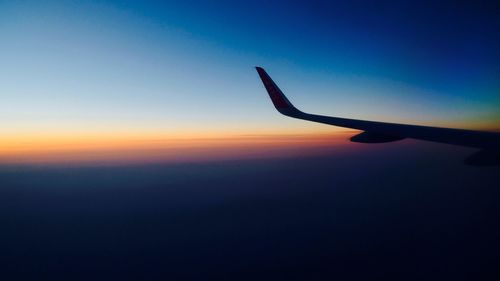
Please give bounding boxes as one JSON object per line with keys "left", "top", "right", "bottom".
{"left": 255, "top": 66, "right": 500, "bottom": 166}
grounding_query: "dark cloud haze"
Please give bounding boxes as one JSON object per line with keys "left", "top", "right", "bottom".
{"left": 2, "top": 143, "right": 500, "bottom": 280}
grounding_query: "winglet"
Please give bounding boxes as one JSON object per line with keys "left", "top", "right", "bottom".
{"left": 255, "top": 67, "right": 301, "bottom": 116}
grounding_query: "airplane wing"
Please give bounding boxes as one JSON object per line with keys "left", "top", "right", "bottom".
{"left": 255, "top": 67, "right": 500, "bottom": 166}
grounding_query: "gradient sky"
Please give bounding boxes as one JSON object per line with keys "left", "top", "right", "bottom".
{"left": 1, "top": 0, "right": 499, "bottom": 163}
{"left": 2, "top": 3, "right": 500, "bottom": 279}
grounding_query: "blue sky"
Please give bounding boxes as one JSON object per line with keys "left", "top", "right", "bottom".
{"left": 1, "top": 0, "right": 499, "bottom": 141}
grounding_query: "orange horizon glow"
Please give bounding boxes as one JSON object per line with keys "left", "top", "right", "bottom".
{"left": 0, "top": 130, "right": 360, "bottom": 165}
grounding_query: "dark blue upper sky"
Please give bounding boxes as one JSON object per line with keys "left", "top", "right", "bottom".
{"left": 119, "top": 0, "right": 499, "bottom": 88}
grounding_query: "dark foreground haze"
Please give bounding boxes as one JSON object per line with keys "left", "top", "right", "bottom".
{"left": 1, "top": 142, "right": 499, "bottom": 280}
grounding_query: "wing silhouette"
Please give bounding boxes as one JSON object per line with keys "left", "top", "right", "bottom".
{"left": 256, "top": 67, "right": 500, "bottom": 166}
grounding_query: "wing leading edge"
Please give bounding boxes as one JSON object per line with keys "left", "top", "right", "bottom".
{"left": 255, "top": 67, "right": 500, "bottom": 166}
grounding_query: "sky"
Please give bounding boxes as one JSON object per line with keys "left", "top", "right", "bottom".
{"left": 1, "top": 0, "right": 499, "bottom": 164}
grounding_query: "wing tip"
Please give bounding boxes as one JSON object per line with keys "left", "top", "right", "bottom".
{"left": 255, "top": 66, "right": 302, "bottom": 116}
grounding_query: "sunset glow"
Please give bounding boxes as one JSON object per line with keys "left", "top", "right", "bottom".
{"left": 0, "top": 131, "right": 358, "bottom": 165}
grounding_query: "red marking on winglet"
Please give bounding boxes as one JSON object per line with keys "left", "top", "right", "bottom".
{"left": 267, "top": 84, "right": 289, "bottom": 109}
{"left": 257, "top": 67, "right": 289, "bottom": 109}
